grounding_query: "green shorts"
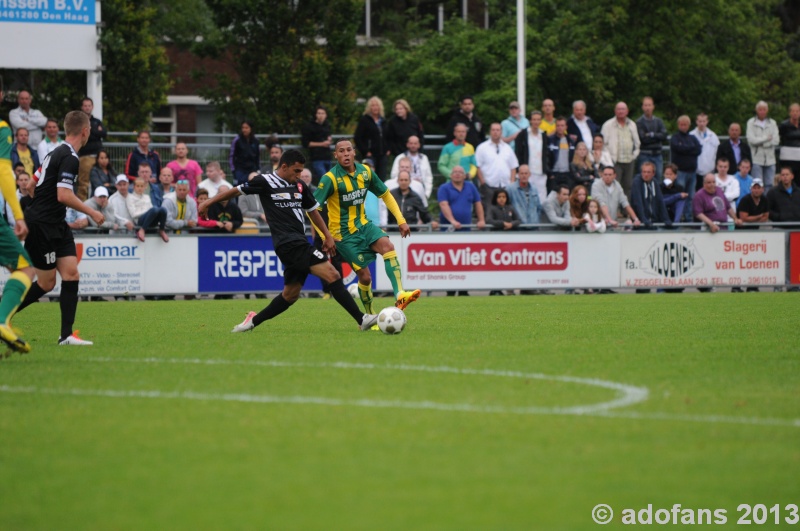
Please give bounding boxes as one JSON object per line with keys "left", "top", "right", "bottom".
{"left": 0, "top": 216, "right": 31, "bottom": 270}
{"left": 336, "top": 223, "right": 387, "bottom": 271}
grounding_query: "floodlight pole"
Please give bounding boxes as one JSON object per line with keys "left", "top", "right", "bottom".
{"left": 87, "top": 0, "right": 103, "bottom": 120}
{"left": 516, "top": 0, "right": 525, "bottom": 113}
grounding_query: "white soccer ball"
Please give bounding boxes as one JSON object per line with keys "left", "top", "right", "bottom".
{"left": 348, "top": 283, "right": 359, "bottom": 299}
{"left": 377, "top": 307, "right": 407, "bottom": 335}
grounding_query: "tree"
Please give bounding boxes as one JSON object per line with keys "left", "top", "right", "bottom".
{"left": 200, "top": 0, "right": 361, "bottom": 134}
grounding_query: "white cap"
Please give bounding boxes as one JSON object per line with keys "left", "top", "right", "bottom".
{"left": 116, "top": 174, "right": 129, "bottom": 184}
{"left": 93, "top": 187, "right": 109, "bottom": 197}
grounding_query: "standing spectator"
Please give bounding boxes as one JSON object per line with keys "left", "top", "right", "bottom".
{"left": 301, "top": 106, "right": 333, "bottom": 183}
{"left": 475, "top": 123, "right": 518, "bottom": 210}
{"left": 513, "top": 110, "right": 549, "bottom": 203}
{"left": 487, "top": 188, "right": 520, "bottom": 235}
{"left": 693, "top": 174, "right": 742, "bottom": 232}
{"left": 661, "top": 164, "right": 689, "bottom": 223}
{"left": 570, "top": 141, "right": 596, "bottom": 189}
{"left": 767, "top": 166, "right": 800, "bottom": 225}
{"left": 733, "top": 158, "right": 753, "bottom": 208}
{"left": 506, "top": 165, "right": 541, "bottom": 226}
{"left": 737, "top": 178, "right": 769, "bottom": 229}
{"left": 124, "top": 130, "right": 161, "bottom": 180}
{"left": 354, "top": 96, "right": 389, "bottom": 179}
{"left": 151, "top": 167, "right": 175, "bottom": 208}
{"left": 389, "top": 135, "right": 433, "bottom": 199}
{"left": 591, "top": 166, "right": 642, "bottom": 228}
{"left": 542, "top": 184, "right": 579, "bottom": 228}
{"left": 90, "top": 149, "right": 116, "bottom": 198}
{"left": 716, "top": 123, "right": 751, "bottom": 172}
{"left": 108, "top": 175, "right": 136, "bottom": 231}
{"left": 691, "top": 113, "right": 720, "bottom": 193}
{"left": 714, "top": 158, "right": 739, "bottom": 211}
{"left": 36, "top": 119, "right": 65, "bottom": 158}
{"left": 670, "top": 116, "right": 703, "bottom": 220}
{"left": 238, "top": 171, "right": 267, "bottom": 225}
{"left": 8, "top": 90, "right": 47, "bottom": 147}
{"left": 126, "top": 177, "right": 169, "bottom": 242}
{"left": 438, "top": 123, "right": 477, "bottom": 180}
{"left": 778, "top": 103, "right": 800, "bottom": 185}
{"left": 229, "top": 121, "right": 260, "bottom": 186}
{"left": 84, "top": 187, "right": 118, "bottom": 230}
{"left": 207, "top": 183, "right": 243, "bottom": 233}
{"left": 198, "top": 161, "right": 228, "bottom": 198}
{"left": 546, "top": 117, "right": 575, "bottom": 193}
{"left": 77, "top": 97, "right": 106, "bottom": 202}
{"left": 540, "top": 99, "right": 556, "bottom": 135}
{"left": 631, "top": 161, "right": 671, "bottom": 227}
{"left": 445, "top": 95, "right": 485, "bottom": 148}
{"left": 568, "top": 185, "right": 589, "bottom": 227}
{"left": 388, "top": 170, "right": 432, "bottom": 227}
{"left": 600, "top": 101, "right": 640, "bottom": 197}
{"left": 167, "top": 142, "right": 203, "bottom": 197}
{"left": 636, "top": 97, "right": 668, "bottom": 181}
{"left": 567, "top": 100, "right": 599, "bottom": 147}
{"left": 384, "top": 158, "right": 428, "bottom": 208}
{"left": 267, "top": 144, "right": 283, "bottom": 172}
{"left": 501, "top": 101, "right": 529, "bottom": 150}
{"left": 437, "top": 165, "right": 485, "bottom": 231}
{"left": 385, "top": 99, "right": 424, "bottom": 156}
{"left": 746, "top": 101, "right": 780, "bottom": 192}
{"left": 590, "top": 134, "right": 614, "bottom": 174}
{"left": 163, "top": 180, "right": 198, "bottom": 231}
{"left": 10, "top": 128, "right": 39, "bottom": 177}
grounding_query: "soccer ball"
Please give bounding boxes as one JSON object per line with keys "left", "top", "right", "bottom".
{"left": 348, "top": 283, "right": 359, "bottom": 299}
{"left": 377, "top": 307, "right": 407, "bottom": 335}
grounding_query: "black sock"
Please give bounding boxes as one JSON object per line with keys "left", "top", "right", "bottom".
{"left": 252, "top": 294, "right": 293, "bottom": 327}
{"left": 329, "top": 278, "right": 364, "bottom": 324}
{"left": 59, "top": 280, "right": 79, "bottom": 339}
{"left": 16, "top": 282, "right": 49, "bottom": 313}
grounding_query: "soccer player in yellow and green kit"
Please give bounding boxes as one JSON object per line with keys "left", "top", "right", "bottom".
{"left": 0, "top": 90, "right": 36, "bottom": 355}
{"left": 313, "top": 139, "right": 420, "bottom": 313}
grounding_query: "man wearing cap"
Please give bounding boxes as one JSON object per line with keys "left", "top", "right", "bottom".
{"left": 736, "top": 178, "right": 769, "bottom": 229}
{"left": 84, "top": 187, "right": 118, "bottom": 230}
{"left": 501, "top": 101, "right": 530, "bottom": 151}
{"left": 108, "top": 174, "right": 136, "bottom": 231}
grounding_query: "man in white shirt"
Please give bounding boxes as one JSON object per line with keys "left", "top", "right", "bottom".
{"left": 198, "top": 161, "right": 228, "bottom": 198}
{"left": 476, "top": 122, "right": 519, "bottom": 210}
{"left": 388, "top": 135, "right": 433, "bottom": 198}
{"left": 714, "top": 157, "right": 740, "bottom": 218}
{"left": 8, "top": 90, "right": 48, "bottom": 147}
{"left": 36, "top": 119, "right": 65, "bottom": 157}
{"left": 514, "top": 111, "right": 548, "bottom": 204}
{"left": 690, "top": 112, "right": 720, "bottom": 186}
{"left": 566, "top": 100, "right": 599, "bottom": 146}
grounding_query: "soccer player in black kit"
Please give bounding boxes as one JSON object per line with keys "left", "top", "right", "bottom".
{"left": 198, "top": 149, "right": 380, "bottom": 332}
{"left": 15, "top": 111, "right": 105, "bottom": 345}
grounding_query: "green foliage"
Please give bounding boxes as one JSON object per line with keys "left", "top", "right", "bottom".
{"left": 200, "top": 0, "right": 361, "bottom": 134}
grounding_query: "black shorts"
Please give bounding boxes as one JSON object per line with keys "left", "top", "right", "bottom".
{"left": 24, "top": 222, "right": 76, "bottom": 270}
{"left": 276, "top": 240, "right": 328, "bottom": 286}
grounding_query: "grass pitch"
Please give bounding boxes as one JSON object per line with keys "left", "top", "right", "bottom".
{"left": 0, "top": 293, "right": 798, "bottom": 530}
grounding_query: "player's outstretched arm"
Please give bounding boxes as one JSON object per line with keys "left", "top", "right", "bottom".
{"left": 198, "top": 185, "right": 242, "bottom": 215}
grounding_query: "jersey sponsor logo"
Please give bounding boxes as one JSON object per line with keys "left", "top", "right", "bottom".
{"left": 271, "top": 193, "right": 292, "bottom": 201}
{"left": 297, "top": 182, "right": 303, "bottom": 193}
{"left": 294, "top": 193, "right": 302, "bottom": 199}
{"left": 342, "top": 188, "right": 367, "bottom": 202}
{"left": 406, "top": 242, "right": 568, "bottom": 272}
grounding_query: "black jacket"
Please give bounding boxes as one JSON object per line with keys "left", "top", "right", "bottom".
{"left": 631, "top": 175, "right": 671, "bottom": 226}
{"left": 767, "top": 185, "right": 800, "bottom": 223}
{"left": 546, "top": 134, "right": 576, "bottom": 175}
{"left": 779, "top": 119, "right": 800, "bottom": 149}
{"left": 79, "top": 114, "right": 107, "bottom": 156}
{"left": 514, "top": 128, "right": 549, "bottom": 175}
{"left": 566, "top": 116, "right": 599, "bottom": 146}
{"left": 716, "top": 140, "right": 752, "bottom": 170}
{"left": 487, "top": 203, "right": 521, "bottom": 230}
{"left": 670, "top": 131, "right": 702, "bottom": 172}
{"left": 385, "top": 113, "right": 424, "bottom": 156}
{"left": 301, "top": 119, "right": 332, "bottom": 162}
{"left": 389, "top": 188, "right": 430, "bottom": 225}
{"left": 636, "top": 115, "right": 668, "bottom": 155}
{"left": 446, "top": 110, "right": 485, "bottom": 148}
{"left": 230, "top": 135, "right": 260, "bottom": 173}
{"left": 354, "top": 114, "right": 387, "bottom": 160}
{"left": 208, "top": 201, "right": 244, "bottom": 231}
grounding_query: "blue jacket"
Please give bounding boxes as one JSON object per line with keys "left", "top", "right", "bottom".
{"left": 631, "top": 175, "right": 670, "bottom": 226}
{"left": 567, "top": 116, "right": 599, "bottom": 146}
{"left": 546, "top": 134, "right": 576, "bottom": 175}
{"left": 670, "top": 131, "right": 702, "bottom": 172}
{"left": 505, "top": 181, "right": 541, "bottom": 224}
{"left": 10, "top": 143, "right": 39, "bottom": 171}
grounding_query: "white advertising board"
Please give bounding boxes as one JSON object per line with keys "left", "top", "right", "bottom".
{"left": 619, "top": 231, "right": 786, "bottom": 288}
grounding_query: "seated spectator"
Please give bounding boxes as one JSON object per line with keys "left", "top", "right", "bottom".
{"left": 505, "top": 164, "right": 541, "bottom": 226}
{"left": 546, "top": 117, "right": 576, "bottom": 192}
{"left": 767, "top": 166, "right": 800, "bottom": 226}
{"left": 84, "top": 187, "right": 118, "bottom": 230}
{"left": 734, "top": 158, "right": 753, "bottom": 208}
{"left": 109, "top": 174, "right": 136, "bottom": 231}
{"left": 167, "top": 142, "right": 203, "bottom": 197}
{"left": 736, "top": 178, "right": 769, "bottom": 229}
{"left": 65, "top": 207, "right": 88, "bottom": 231}
{"left": 389, "top": 135, "right": 433, "bottom": 198}
{"left": 487, "top": 188, "right": 520, "bottom": 231}
{"left": 207, "top": 183, "right": 243, "bottom": 232}
{"left": 631, "top": 161, "right": 671, "bottom": 227}
{"left": 569, "top": 185, "right": 589, "bottom": 229}
{"left": 13, "top": 162, "right": 26, "bottom": 178}
{"left": 714, "top": 157, "right": 740, "bottom": 210}
{"left": 583, "top": 199, "right": 607, "bottom": 233}
{"left": 661, "top": 163, "right": 689, "bottom": 223}
{"left": 388, "top": 170, "right": 433, "bottom": 228}
{"left": 238, "top": 171, "right": 267, "bottom": 225}
{"left": 90, "top": 149, "right": 116, "bottom": 197}
{"left": 693, "top": 174, "right": 743, "bottom": 232}
{"left": 164, "top": 180, "right": 198, "bottom": 231}
{"left": 125, "top": 130, "right": 161, "bottom": 180}
{"left": 10, "top": 128, "right": 39, "bottom": 177}
{"left": 151, "top": 167, "right": 175, "bottom": 208}
{"left": 386, "top": 158, "right": 428, "bottom": 206}
{"left": 126, "top": 177, "right": 170, "bottom": 242}
{"left": 386, "top": 99, "right": 425, "bottom": 156}
{"left": 590, "top": 134, "right": 614, "bottom": 174}
{"left": 438, "top": 123, "right": 477, "bottom": 180}
{"left": 198, "top": 161, "right": 228, "bottom": 198}
{"left": 195, "top": 188, "right": 221, "bottom": 229}
{"left": 569, "top": 141, "right": 596, "bottom": 189}
{"left": 9, "top": 90, "right": 47, "bottom": 147}
{"left": 16, "top": 171, "right": 32, "bottom": 211}
{"left": 542, "top": 184, "right": 580, "bottom": 229}
{"left": 591, "top": 166, "right": 642, "bottom": 228}
{"left": 36, "top": 118, "right": 65, "bottom": 157}
{"left": 437, "top": 165, "right": 485, "bottom": 231}
{"left": 229, "top": 121, "right": 260, "bottom": 185}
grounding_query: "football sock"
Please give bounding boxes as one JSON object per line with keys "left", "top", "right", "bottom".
{"left": 16, "top": 281, "right": 48, "bottom": 314}
{"left": 382, "top": 250, "right": 404, "bottom": 297}
{"left": 252, "top": 294, "right": 292, "bottom": 326}
{"left": 0, "top": 271, "right": 31, "bottom": 326}
{"left": 59, "top": 280, "right": 79, "bottom": 340}
{"left": 329, "top": 278, "right": 364, "bottom": 323}
{"left": 357, "top": 282, "right": 374, "bottom": 313}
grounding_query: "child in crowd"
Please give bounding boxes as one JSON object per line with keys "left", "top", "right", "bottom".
{"left": 583, "top": 199, "right": 606, "bottom": 233}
